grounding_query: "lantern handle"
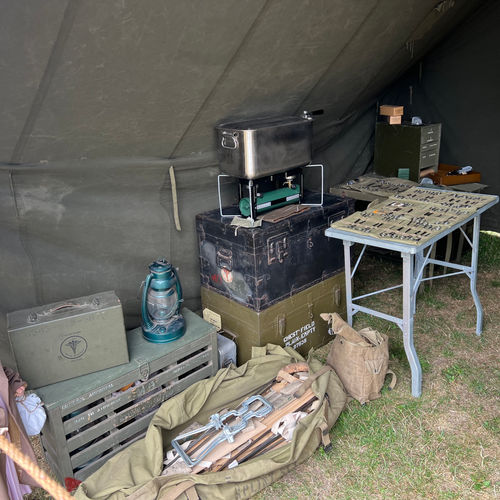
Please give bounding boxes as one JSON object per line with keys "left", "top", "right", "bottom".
{"left": 172, "top": 266, "right": 184, "bottom": 313}
{"left": 141, "top": 272, "right": 154, "bottom": 330}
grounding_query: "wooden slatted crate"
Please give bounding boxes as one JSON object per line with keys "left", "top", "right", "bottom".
{"left": 35, "top": 308, "right": 217, "bottom": 482}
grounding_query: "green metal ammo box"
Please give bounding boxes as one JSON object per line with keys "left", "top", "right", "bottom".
{"left": 7, "top": 291, "right": 129, "bottom": 388}
{"left": 35, "top": 308, "right": 217, "bottom": 482}
{"left": 201, "top": 272, "right": 346, "bottom": 364}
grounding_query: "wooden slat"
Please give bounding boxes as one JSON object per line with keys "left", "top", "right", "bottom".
{"left": 73, "top": 433, "right": 145, "bottom": 481}
{"left": 67, "top": 365, "right": 213, "bottom": 453}
{"left": 59, "top": 334, "right": 214, "bottom": 418}
{"left": 197, "top": 389, "right": 317, "bottom": 473}
{"left": 63, "top": 348, "right": 212, "bottom": 434}
{"left": 70, "top": 412, "right": 153, "bottom": 468}
{"left": 191, "top": 421, "right": 267, "bottom": 473}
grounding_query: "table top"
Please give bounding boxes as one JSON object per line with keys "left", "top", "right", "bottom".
{"left": 325, "top": 187, "right": 498, "bottom": 254}
{"left": 329, "top": 175, "right": 417, "bottom": 201}
{"left": 329, "top": 175, "right": 488, "bottom": 202}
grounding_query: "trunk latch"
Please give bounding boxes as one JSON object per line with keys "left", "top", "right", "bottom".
{"left": 267, "top": 234, "right": 288, "bottom": 264}
{"left": 216, "top": 248, "right": 233, "bottom": 271}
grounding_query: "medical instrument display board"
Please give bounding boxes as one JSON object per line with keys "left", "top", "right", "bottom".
{"left": 329, "top": 187, "right": 498, "bottom": 246}
{"left": 337, "top": 176, "right": 416, "bottom": 198}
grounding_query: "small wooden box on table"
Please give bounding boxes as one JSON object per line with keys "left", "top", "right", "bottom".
{"left": 36, "top": 308, "right": 218, "bottom": 482}
{"left": 428, "top": 163, "right": 481, "bottom": 186}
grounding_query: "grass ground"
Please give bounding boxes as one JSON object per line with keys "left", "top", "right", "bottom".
{"left": 256, "top": 231, "right": 500, "bottom": 500}
{"left": 26, "top": 232, "right": 499, "bottom": 499}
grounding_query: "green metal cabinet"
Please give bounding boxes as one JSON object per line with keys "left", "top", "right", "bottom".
{"left": 374, "top": 122, "right": 441, "bottom": 182}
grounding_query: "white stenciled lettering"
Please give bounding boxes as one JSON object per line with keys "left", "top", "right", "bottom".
{"left": 285, "top": 322, "right": 316, "bottom": 350}
{"left": 292, "top": 338, "right": 307, "bottom": 349}
{"left": 282, "top": 317, "right": 319, "bottom": 349}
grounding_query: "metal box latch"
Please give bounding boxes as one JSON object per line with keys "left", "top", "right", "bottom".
{"left": 136, "top": 357, "right": 150, "bottom": 382}
{"left": 216, "top": 248, "right": 233, "bottom": 271}
{"left": 267, "top": 233, "right": 288, "bottom": 264}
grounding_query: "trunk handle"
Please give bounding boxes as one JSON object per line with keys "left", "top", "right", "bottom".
{"left": 221, "top": 131, "right": 239, "bottom": 150}
{"left": 27, "top": 301, "right": 95, "bottom": 323}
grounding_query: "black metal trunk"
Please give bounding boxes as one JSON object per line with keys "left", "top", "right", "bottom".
{"left": 195, "top": 194, "right": 354, "bottom": 312}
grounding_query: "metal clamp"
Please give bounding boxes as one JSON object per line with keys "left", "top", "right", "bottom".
{"left": 217, "top": 174, "right": 240, "bottom": 218}
{"left": 301, "top": 163, "right": 324, "bottom": 207}
{"left": 171, "top": 395, "right": 273, "bottom": 467}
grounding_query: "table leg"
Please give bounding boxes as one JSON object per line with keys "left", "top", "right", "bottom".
{"left": 414, "top": 251, "right": 424, "bottom": 303}
{"left": 442, "top": 232, "right": 453, "bottom": 275}
{"left": 428, "top": 243, "right": 437, "bottom": 288}
{"left": 343, "top": 240, "right": 354, "bottom": 326}
{"left": 470, "top": 215, "right": 483, "bottom": 335}
{"left": 402, "top": 252, "right": 422, "bottom": 397}
{"left": 456, "top": 224, "right": 465, "bottom": 263}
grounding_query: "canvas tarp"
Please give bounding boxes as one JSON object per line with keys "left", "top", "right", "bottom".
{"left": 74, "top": 344, "right": 346, "bottom": 500}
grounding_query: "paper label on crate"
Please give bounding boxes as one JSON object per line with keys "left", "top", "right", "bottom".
{"left": 203, "top": 308, "right": 222, "bottom": 330}
{"left": 283, "top": 320, "right": 316, "bottom": 350}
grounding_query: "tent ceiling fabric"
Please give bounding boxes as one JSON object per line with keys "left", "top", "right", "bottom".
{"left": 0, "top": 1, "right": 493, "bottom": 366}
{"left": 0, "top": 0, "right": 480, "bottom": 164}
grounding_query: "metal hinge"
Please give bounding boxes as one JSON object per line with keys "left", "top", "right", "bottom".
{"left": 278, "top": 314, "right": 286, "bottom": 337}
{"left": 267, "top": 233, "right": 288, "bottom": 264}
{"left": 334, "top": 287, "right": 342, "bottom": 307}
{"left": 308, "top": 293, "right": 313, "bottom": 320}
{"left": 216, "top": 247, "right": 233, "bottom": 271}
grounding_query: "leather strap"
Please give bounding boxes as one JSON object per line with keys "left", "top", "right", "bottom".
{"left": 169, "top": 165, "right": 182, "bottom": 232}
{"left": 166, "top": 481, "right": 199, "bottom": 500}
{"left": 386, "top": 370, "right": 397, "bottom": 391}
{"left": 293, "top": 365, "right": 332, "bottom": 398}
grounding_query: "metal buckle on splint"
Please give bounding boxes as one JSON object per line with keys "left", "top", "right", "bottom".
{"left": 171, "top": 395, "right": 273, "bottom": 467}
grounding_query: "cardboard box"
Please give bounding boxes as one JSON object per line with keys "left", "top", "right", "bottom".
{"left": 388, "top": 115, "right": 402, "bottom": 125}
{"left": 379, "top": 105, "right": 404, "bottom": 116}
{"left": 428, "top": 163, "right": 481, "bottom": 185}
{"left": 7, "top": 291, "right": 129, "bottom": 388}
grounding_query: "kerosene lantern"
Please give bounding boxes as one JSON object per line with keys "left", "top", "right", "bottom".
{"left": 141, "top": 258, "right": 185, "bottom": 343}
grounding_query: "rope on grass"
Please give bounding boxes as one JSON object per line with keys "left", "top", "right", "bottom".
{"left": 0, "top": 431, "right": 72, "bottom": 500}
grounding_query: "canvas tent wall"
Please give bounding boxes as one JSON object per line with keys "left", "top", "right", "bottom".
{"left": 374, "top": 0, "right": 500, "bottom": 231}
{"left": 1, "top": 0, "right": 497, "bottom": 368}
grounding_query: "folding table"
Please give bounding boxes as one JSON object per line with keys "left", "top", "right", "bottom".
{"left": 325, "top": 187, "right": 498, "bottom": 397}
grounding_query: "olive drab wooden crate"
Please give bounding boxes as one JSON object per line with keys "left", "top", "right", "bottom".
{"left": 35, "top": 308, "right": 217, "bottom": 482}
{"left": 196, "top": 194, "right": 354, "bottom": 312}
{"left": 201, "top": 272, "right": 346, "bottom": 364}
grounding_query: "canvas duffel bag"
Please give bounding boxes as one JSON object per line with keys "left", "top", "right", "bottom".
{"left": 74, "top": 344, "right": 346, "bottom": 500}
{"left": 321, "top": 313, "right": 396, "bottom": 404}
